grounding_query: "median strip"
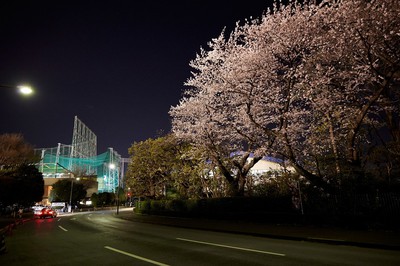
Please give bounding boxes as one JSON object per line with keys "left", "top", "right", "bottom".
{"left": 104, "top": 246, "right": 170, "bottom": 266}
{"left": 176, "top": 238, "right": 286, "bottom": 257}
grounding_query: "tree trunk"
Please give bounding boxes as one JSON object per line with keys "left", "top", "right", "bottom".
{"left": 326, "top": 113, "right": 341, "bottom": 177}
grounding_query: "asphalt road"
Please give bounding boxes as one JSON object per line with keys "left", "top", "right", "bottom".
{"left": 1, "top": 210, "right": 399, "bottom": 266}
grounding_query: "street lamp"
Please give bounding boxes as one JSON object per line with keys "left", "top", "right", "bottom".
{"left": 18, "top": 85, "right": 33, "bottom": 95}
{"left": 0, "top": 84, "right": 34, "bottom": 96}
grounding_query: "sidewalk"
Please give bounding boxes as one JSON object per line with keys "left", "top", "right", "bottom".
{"left": 116, "top": 210, "right": 400, "bottom": 250}
{"left": 0, "top": 212, "right": 33, "bottom": 234}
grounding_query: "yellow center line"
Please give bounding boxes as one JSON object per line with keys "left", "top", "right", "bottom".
{"left": 176, "top": 237, "right": 286, "bottom": 257}
{"left": 104, "top": 246, "right": 170, "bottom": 266}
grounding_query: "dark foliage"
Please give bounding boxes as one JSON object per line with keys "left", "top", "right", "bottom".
{"left": 90, "top": 192, "right": 115, "bottom": 207}
{"left": 50, "top": 179, "right": 86, "bottom": 205}
{"left": 0, "top": 164, "right": 44, "bottom": 206}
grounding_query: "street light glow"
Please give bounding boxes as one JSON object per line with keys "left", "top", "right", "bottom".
{"left": 1, "top": 84, "right": 34, "bottom": 96}
{"left": 18, "top": 85, "right": 33, "bottom": 95}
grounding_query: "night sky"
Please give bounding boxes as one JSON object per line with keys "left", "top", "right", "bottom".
{"left": 0, "top": 1, "right": 273, "bottom": 158}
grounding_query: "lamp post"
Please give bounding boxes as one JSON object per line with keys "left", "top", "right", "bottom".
{"left": 69, "top": 177, "right": 80, "bottom": 212}
{"left": 0, "top": 84, "right": 34, "bottom": 96}
{"left": 69, "top": 178, "right": 74, "bottom": 212}
{"left": 127, "top": 187, "right": 132, "bottom": 207}
{"left": 109, "top": 163, "right": 120, "bottom": 214}
{"left": 116, "top": 182, "right": 120, "bottom": 215}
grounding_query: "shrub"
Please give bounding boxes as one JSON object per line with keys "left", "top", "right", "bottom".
{"left": 150, "top": 200, "right": 165, "bottom": 211}
{"left": 166, "top": 199, "right": 187, "bottom": 213}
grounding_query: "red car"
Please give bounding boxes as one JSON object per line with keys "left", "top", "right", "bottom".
{"left": 34, "top": 207, "right": 57, "bottom": 219}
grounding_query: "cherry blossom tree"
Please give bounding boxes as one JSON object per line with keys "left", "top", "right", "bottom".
{"left": 300, "top": 0, "right": 400, "bottom": 182}
{"left": 171, "top": 0, "right": 400, "bottom": 193}
{"left": 170, "top": 33, "right": 263, "bottom": 196}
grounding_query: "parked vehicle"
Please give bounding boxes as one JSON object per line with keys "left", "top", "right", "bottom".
{"left": 51, "top": 202, "right": 66, "bottom": 214}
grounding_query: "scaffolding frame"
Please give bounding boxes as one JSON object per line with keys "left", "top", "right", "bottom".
{"left": 71, "top": 116, "right": 97, "bottom": 158}
{"left": 35, "top": 116, "right": 124, "bottom": 193}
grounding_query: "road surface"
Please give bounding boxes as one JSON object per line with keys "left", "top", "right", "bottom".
{"left": 1, "top": 210, "right": 399, "bottom": 265}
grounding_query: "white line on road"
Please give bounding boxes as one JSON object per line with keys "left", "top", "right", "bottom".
{"left": 58, "top": 226, "right": 68, "bottom": 232}
{"left": 104, "top": 246, "right": 170, "bottom": 266}
{"left": 176, "top": 238, "right": 286, "bottom": 257}
{"left": 107, "top": 225, "right": 119, "bottom": 229}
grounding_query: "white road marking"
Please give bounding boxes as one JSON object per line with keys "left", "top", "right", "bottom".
{"left": 104, "top": 246, "right": 170, "bottom": 266}
{"left": 107, "top": 225, "right": 119, "bottom": 229}
{"left": 58, "top": 226, "right": 68, "bottom": 232}
{"left": 176, "top": 238, "right": 286, "bottom": 257}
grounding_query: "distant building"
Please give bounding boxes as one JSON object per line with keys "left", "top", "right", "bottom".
{"left": 34, "top": 116, "right": 126, "bottom": 205}
{"left": 250, "top": 156, "right": 293, "bottom": 177}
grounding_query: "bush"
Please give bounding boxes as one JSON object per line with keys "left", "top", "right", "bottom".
{"left": 166, "top": 199, "right": 187, "bottom": 213}
{"left": 186, "top": 199, "right": 199, "bottom": 214}
{"left": 137, "top": 200, "right": 151, "bottom": 213}
{"left": 135, "top": 196, "right": 298, "bottom": 222}
{"left": 150, "top": 200, "right": 165, "bottom": 211}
